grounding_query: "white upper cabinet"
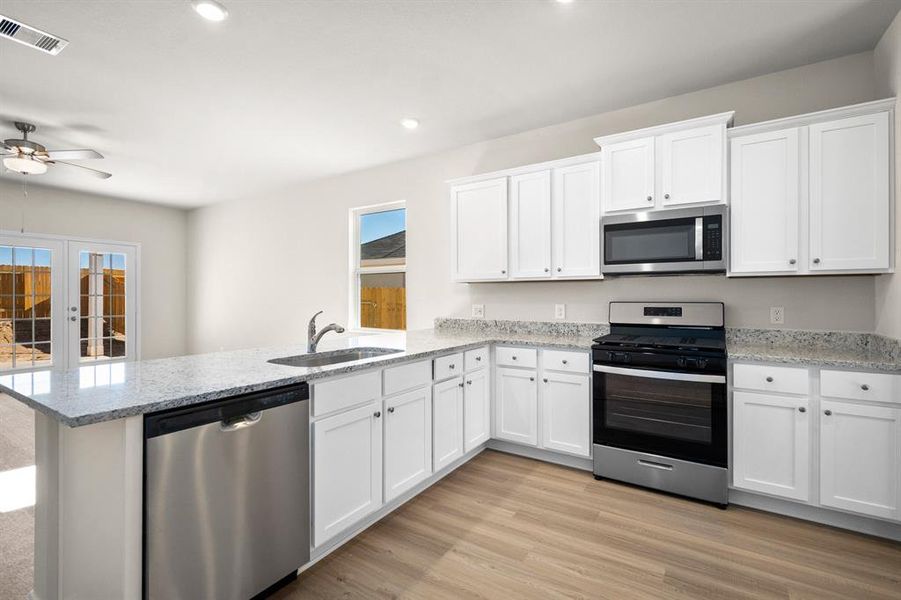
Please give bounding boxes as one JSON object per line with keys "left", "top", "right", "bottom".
{"left": 509, "top": 170, "right": 552, "bottom": 279}
{"left": 729, "top": 128, "right": 800, "bottom": 274}
{"left": 451, "top": 177, "right": 508, "bottom": 281}
{"left": 728, "top": 100, "right": 894, "bottom": 277}
{"left": 658, "top": 124, "right": 725, "bottom": 207}
{"left": 809, "top": 112, "right": 890, "bottom": 272}
{"left": 595, "top": 112, "right": 733, "bottom": 213}
{"left": 601, "top": 136, "right": 656, "bottom": 212}
{"left": 553, "top": 161, "right": 601, "bottom": 278}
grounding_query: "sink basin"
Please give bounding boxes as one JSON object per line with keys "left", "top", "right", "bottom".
{"left": 268, "top": 347, "right": 402, "bottom": 368}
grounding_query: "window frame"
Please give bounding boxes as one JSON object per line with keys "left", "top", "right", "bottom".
{"left": 348, "top": 201, "right": 406, "bottom": 333}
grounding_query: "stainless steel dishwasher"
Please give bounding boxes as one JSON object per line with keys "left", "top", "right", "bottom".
{"left": 144, "top": 383, "right": 309, "bottom": 600}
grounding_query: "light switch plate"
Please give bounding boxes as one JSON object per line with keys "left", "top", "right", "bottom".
{"left": 770, "top": 306, "right": 784, "bottom": 325}
{"left": 472, "top": 304, "right": 485, "bottom": 318}
{"left": 555, "top": 304, "right": 566, "bottom": 320}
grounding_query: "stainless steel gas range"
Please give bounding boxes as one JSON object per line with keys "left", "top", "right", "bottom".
{"left": 591, "top": 301, "right": 728, "bottom": 506}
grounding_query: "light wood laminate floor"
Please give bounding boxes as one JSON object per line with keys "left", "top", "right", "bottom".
{"left": 277, "top": 450, "right": 901, "bottom": 600}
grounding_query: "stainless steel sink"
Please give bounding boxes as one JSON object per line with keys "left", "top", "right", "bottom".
{"left": 268, "top": 347, "right": 402, "bottom": 368}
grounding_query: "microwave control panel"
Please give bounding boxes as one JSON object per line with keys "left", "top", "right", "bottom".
{"left": 703, "top": 216, "right": 722, "bottom": 261}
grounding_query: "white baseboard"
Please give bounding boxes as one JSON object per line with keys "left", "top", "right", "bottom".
{"left": 487, "top": 439, "right": 593, "bottom": 471}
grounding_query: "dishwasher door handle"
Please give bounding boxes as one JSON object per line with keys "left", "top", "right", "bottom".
{"left": 220, "top": 411, "right": 262, "bottom": 432}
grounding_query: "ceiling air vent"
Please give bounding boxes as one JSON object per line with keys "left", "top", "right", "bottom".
{"left": 0, "top": 14, "right": 68, "bottom": 55}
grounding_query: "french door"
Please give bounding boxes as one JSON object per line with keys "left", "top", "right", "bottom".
{"left": 0, "top": 233, "right": 138, "bottom": 374}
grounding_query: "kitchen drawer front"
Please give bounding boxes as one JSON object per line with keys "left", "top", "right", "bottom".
{"left": 495, "top": 347, "right": 538, "bottom": 369}
{"left": 434, "top": 353, "right": 465, "bottom": 381}
{"left": 464, "top": 346, "right": 489, "bottom": 372}
{"left": 733, "top": 363, "right": 809, "bottom": 395}
{"left": 542, "top": 349, "right": 589, "bottom": 374}
{"left": 820, "top": 370, "right": 901, "bottom": 405}
{"left": 312, "top": 370, "right": 381, "bottom": 418}
{"left": 383, "top": 360, "right": 432, "bottom": 397}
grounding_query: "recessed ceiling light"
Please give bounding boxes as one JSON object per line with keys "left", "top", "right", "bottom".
{"left": 400, "top": 118, "right": 420, "bottom": 130}
{"left": 556, "top": 0, "right": 574, "bottom": 3}
{"left": 192, "top": 0, "right": 229, "bottom": 22}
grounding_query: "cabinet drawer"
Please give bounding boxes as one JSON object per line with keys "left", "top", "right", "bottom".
{"left": 312, "top": 370, "right": 381, "bottom": 418}
{"left": 465, "top": 346, "right": 489, "bottom": 371}
{"left": 733, "top": 363, "right": 809, "bottom": 395}
{"left": 383, "top": 360, "right": 431, "bottom": 397}
{"left": 820, "top": 370, "right": 901, "bottom": 405}
{"left": 434, "top": 353, "right": 464, "bottom": 381}
{"left": 542, "top": 349, "right": 589, "bottom": 374}
{"left": 496, "top": 347, "right": 537, "bottom": 369}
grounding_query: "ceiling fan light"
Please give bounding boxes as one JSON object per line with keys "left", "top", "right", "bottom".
{"left": 192, "top": 0, "right": 229, "bottom": 22}
{"left": 3, "top": 155, "right": 47, "bottom": 175}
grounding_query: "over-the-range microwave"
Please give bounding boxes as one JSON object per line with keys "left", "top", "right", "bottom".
{"left": 601, "top": 205, "right": 727, "bottom": 275}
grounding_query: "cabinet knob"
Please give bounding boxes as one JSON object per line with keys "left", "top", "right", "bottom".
{"left": 475, "top": 356, "right": 482, "bottom": 362}
{"left": 449, "top": 364, "right": 455, "bottom": 369}
{"left": 458, "top": 382, "right": 464, "bottom": 388}
{"left": 70, "top": 316, "right": 77, "bottom": 322}
{"left": 512, "top": 356, "right": 517, "bottom": 360}
{"left": 789, "top": 259, "right": 796, "bottom": 265}
{"left": 824, "top": 410, "right": 832, "bottom": 416}
{"left": 374, "top": 411, "right": 381, "bottom": 418}
{"left": 664, "top": 193, "right": 670, "bottom": 199}
{"left": 562, "top": 360, "right": 568, "bottom": 365}
{"left": 813, "top": 258, "right": 821, "bottom": 264}
{"left": 543, "top": 378, "right": 548, "bottom": 383}
{"left": 544, "top": 268, "right": 549, "bottom": 272}
{"left": 529, "top": 376, "right": 535, "bottom": 381}
{"left": 556, "top": 267, "right": 562, "bottom": 272}
{"left": 798, "top": 407, "right": 806, "bottom": 413}
{"left": 466, "top": 380, "right": 472, "bottom": 385}
{"left": 646, "top": 196, "right": 653, "bottom": 202}
{"left": 861, "top": 384, "right": 870, "bottom": 391}
{"left": 766, "top": 376, "right": 773, "bottom": 383}
{"left": 388, "top": 407, "right": 395, "bottom": 414}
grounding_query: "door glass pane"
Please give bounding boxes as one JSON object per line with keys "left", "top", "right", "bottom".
{"left": 604, "top": 374, "right": 713, "bottom": 443}
{"left": 79, "top": 251, "right": 127, "bottom": 362}
{"left": 359, "top": 272, "right": 406, "bottom": 330}
{"left": 0, "top": 244, "right": 53, "bottom": 371}
{"left": 605, "top": 218, "right": 696, "bottom": 264}
{"left": 359, "top": 208, "right": 405, "bottom": 268}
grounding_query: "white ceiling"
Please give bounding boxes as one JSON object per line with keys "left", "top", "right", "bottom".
{"left": 0, "top": 0, "right": 898, "bottom": 208}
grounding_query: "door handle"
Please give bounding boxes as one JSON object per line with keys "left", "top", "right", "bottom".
{"left": 637, "top": 459, "right": 673, "bottom": 471}
{"left": 219, "top": 412, "right": 262, "bottom": 432}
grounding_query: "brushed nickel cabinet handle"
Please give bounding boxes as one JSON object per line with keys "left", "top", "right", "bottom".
{"left": 798, "top": 407, "right": 806, "bottom": 413}
{"left": 824, "top": 410, "right": 832, "bottom": 416}
{"left": 861, "top": 384, "right": 870, "bottom": 391}
{"left": 374, "top": 411, "right": 381, "bottom": 418}
{"left": 766, "top": 376, "right": 773, "bottom": 383}
{"left": 387, "top": 407, "right": 395, "bottom": 414}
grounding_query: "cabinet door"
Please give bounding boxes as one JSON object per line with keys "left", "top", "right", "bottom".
{"left": 657, "top": 124, "right": 724, "bottom": 207}
{"left": 509, "top": 170, "right": 552, "bottom": 279}
{"left": 552, "top": 161, "right": 601, "bottom": 278}
{"left": 809, "top": 112, "right": 890, "bottom": 272}
{"left": 729, "top": 129, "right": 800, "bottom": 274}
{"left": 495, "top": 367, "right": 538, "bottom": 446}
{"left": 601, "top": 136, "right": 655, "bottom": 212}
{"left": 384, "top": 387, "right": 432, "bottom": 502}
{"left": 312, "top": 403, "right": 383, "bottom": 547}
{"left": 464, "top": 368, "right": 490, "bottom": 452}
{"left": 732, "top": 391, "right": 809, "bottom": 501}
{"left": 541, "top": 372, "right": 590, "bottom": 457}
{"left": 820, "top": 400, "right": 900, "bottom": 520}
{"left": 451, "top": 177, "right": 508, "bottom": 281}
{"left": 433, "top": 377, "right": 464, "bottom": 471}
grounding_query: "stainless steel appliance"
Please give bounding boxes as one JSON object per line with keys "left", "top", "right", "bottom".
{"left": 601, "top": 205, "right": 727, "bottom": 274}
{"left": 592, "top": 302, "right": 728, "bottom": 506}
{"left": 144, "top": 384, "right": 310, "bottom": 600}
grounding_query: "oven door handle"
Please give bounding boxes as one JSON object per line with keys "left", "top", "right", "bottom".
{"left": 593, "top": 364, "right": 726, "bottom": 384}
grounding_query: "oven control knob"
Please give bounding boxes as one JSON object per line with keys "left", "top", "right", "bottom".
{"left": 677, "top": 357, "right": 686, "bottom": 368}
{"left": 697, "top": 359, "right": 708, "bottom": 370}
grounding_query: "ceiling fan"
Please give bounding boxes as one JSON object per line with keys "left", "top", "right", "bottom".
{"left": 1, "top": 121, "right": 111, "bottom": 179}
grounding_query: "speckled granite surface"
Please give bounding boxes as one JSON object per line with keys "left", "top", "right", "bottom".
{"left": 434, "top": 317, "right": 609, "bottom": 338}
{"left": 0, "top": 328, "right": 594, "bottom": 427}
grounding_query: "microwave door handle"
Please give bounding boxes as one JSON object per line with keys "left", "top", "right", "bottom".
{"left": 593, "top": 364, "right": 726, "bottom": 384}
{"left": 695, "top": 217, "right": 703, "bottom": 260}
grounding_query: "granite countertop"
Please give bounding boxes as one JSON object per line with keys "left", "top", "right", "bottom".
{"left": 727, "top": 343, "right": 901, "bottom": 372}
{"left": 0, "top": 328, "right": 595, "bottom": 428}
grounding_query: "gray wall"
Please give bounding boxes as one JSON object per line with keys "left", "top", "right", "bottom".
{"left": 186, "top": 52, "right": 883, "bottom": 353}
{"left": 0, "top": 181, "right": 188, "bottom": 359}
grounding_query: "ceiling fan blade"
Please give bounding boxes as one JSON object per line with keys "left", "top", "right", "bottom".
{"left": 51, "top": 160, "right": 112, "bottom": 179}
{"left": 43, "top": 149, "right": 104, "bottom": 160}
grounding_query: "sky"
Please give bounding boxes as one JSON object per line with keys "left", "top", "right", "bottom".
{"left": 361, "top": 208, "right": 405, "bottom": 244}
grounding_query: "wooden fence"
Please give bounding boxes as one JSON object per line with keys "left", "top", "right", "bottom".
{"left": 361, "top": 287, "right": 406, "bottom": 330}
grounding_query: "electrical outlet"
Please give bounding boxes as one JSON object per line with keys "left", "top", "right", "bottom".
{"left": 770, "top": 306, "right": 785, "bottom": 325}
{"left": 555, "top": 304, "right": 566, "bottom": 320}
{"left": 471, "top": 304, "right": 485, "bottom": 318}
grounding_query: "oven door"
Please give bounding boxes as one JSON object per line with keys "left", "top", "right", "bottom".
{"left": 592, "top": 364, "right": 727, "bottom": 467}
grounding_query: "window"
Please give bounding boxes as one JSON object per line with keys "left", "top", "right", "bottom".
{"left": 0, "top": 245, "right": 53, "bottom": 370}
{"left": 78, "top": 251, "right": 128, "bottom": 361}
{"left": 351, "top": 202, "right": 406, "bottom": 330}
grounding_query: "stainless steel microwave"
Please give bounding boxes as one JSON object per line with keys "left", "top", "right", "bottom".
{"left": 601, "top": 205, "right": 727, "bottom": 275}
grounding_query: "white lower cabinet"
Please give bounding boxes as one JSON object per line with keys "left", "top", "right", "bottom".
{"left": 541, "top": 372, "right": 590, "bottom": 457}
{"left": 820, "top": 399, "right": 900, "bottom": 520}
{"left": 312, "top": 402, "right": 383, "bottom": 547}
{"left": 495, "top": 367, "right": 538, "bottom": 446}
{"left": 732, "top": 391, "right": 810, "bottom": 501}
{"left": 383, "top": 387, "right": 432, "bottom": 502}
{"left": 433, "top": 377, "right": 465, "bottom": 471}
{"left": 464, "top": 368, "right": 490, "bottom": 451}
